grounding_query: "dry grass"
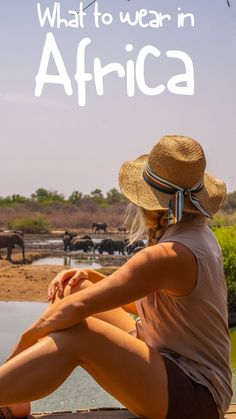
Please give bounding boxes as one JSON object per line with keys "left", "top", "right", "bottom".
{"left": 0, "top": 202, "right": 127, "bottom": 231}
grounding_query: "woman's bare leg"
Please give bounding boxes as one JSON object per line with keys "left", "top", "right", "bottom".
{"left": 56, "top": 278, "right": 136, "bottom": 331}
{"left": 3, "top": 278, "right": 135, "bottom": 417}
{"left": 0, "top": 318, "right": 168, "bottom": 419}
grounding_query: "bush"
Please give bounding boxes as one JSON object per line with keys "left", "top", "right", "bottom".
{"left": 8, "top": 214, "right": 51, "bottom": 233}
{"left": 209, "top": 212, "right": 236, "bottom": 228}
{"left": 213, "top": 226, "right": 236, "bottom": 296}
{"left": 221, "top": 191, "right": 236, "bottom": 213}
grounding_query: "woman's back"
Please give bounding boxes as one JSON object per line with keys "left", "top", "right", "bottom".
{"left": 136, "top": 215, "right": 232, "bottom": 418}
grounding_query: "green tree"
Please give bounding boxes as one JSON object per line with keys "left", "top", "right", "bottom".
{"left": 222, "top": 191, "right": 236, "bottom": 213}
{"left": 68, "top": 190, "right": 83, "bottom": 205}
{"left": 0, "top": 194, "right": 28, "bottom": 206}
{"left": 11, "top": 194, "right": 28, "bottom": 204}
{"left": 106, "top": 188, "right": 124, "bottom": 205}
{"left": 90, "top": 188, "right": 105, "bottom": 205}
{"left": 0, "top": 196, "right": 12, "bottom": 206}
{"left": 32, "top": 188, "right": 49, "bottom": 201}
{"left": 213, "top": 226, "right": 236, "bottom": 296}
{"left": 32, "top": 188, "right": 64, "bottom": 203}
{"left": 8, "top": 214, "right": 50, "bottom": 233}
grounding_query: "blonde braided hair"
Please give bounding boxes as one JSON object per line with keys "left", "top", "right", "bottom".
{"left": 125, "top": 204, "right": 203, "bottom": 248}
{"left": 145, "top": 211, "right": 169, "bottom": 246}
{"left": 125, "top": 204, "right": 169, "bottom": 247}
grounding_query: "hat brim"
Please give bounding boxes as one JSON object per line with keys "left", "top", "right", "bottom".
{"left": 119, "top": 155, "right": 226, "bottom": 216}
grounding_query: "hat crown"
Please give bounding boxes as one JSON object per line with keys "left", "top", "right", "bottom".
{"left": 148, "top": 135, "right": 206, "bottom": 189}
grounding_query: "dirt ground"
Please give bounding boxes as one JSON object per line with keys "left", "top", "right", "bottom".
{"left": 0, "top": 231, "right": 128, "bottom": 302}
{"left": 0, "top": 261, "right": 61, "bottom": 302}
{"left": 0, "top": 238, "right": 235, "bottom": 328}
{"left": 0, "top": 251, "right": 118, "bottom": 303}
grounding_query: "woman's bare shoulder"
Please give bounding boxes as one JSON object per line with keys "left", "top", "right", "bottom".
{"left": 124, "top": 242, "right": 198, "bottom": 297}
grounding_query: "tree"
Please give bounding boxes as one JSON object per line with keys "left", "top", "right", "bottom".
{"left": 32, "top": 188, "right": 49, "bottom": 201}
{"left": 0, "top": 195, "right": 28, "bottom": 206}
{"left": 32, "top": 188, "right": 64, "bottom": 203}
{"left": 106, "top": 188, "right": 125, "bottom": 205}
{"left": 213, "top": 226, "right": 236, "bottom": 296}
{"left": 90, "top": 188, "right": 105, "bottom": 205}
{"left": 68, "top": 190, "right": 83, "bottom": 205}
{"left": 222, "top": 191, "right": 236, "bottom": 213}
{"left": 11, "top": 194, "right": 28, "bottom": 204}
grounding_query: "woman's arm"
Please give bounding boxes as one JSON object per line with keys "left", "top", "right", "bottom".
{"left": 48, "top": 267, "right": 138, "bottom": 315}
{"left": 85, "top": 269, "right": 138, "bottom": 314}
{"left": 15, "top": 241, "right": 196, "bottom": 354}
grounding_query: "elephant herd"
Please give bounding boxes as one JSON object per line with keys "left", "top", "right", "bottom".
{"left": 62, "top": 231, "right": 145, "bottom": 255}
{"left": 0, "top": 228, "right": 144, "bottom": 263}
{"left": 63, "top": 232, "right": 94, "bottom": 253}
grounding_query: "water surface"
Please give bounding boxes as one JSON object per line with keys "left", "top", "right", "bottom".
{"left": 32, "top": 257, "right": 102, "bottom": 269}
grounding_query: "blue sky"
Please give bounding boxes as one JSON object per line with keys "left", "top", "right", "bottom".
{"left": 0, "top": 0, "right": 236, "bottom": 197}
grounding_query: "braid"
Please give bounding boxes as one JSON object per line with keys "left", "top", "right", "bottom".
{"left": 147, "top": 213, "right": 168, "bottom": 246}
{"left": 125, "top": 204, "right": 169, "bottom": 247}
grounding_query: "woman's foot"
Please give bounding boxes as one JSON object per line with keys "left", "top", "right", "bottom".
{"left": 9, "top": 403, "right": 31, "bottom": 418}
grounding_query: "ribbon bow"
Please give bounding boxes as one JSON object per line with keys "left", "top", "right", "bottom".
{"left": 143, "top": 165, "right": 212, "bottom": 225}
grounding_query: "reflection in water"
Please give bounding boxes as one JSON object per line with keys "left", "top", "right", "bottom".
{"left": 32, "top": 257, "right": 102, "bottom": 270}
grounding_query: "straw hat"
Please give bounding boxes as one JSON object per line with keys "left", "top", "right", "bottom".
{"left": 119, "top": 135, "right": 226, "bottom": 222}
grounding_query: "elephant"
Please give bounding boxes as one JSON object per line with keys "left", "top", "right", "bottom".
{"left": 94, "top": 239, "right": 112, "bottom": 255}
{"left": 96, "top": 239, "right": 126, "bottom": 255}
{"left": 62, "top": 231, "right": 77, "bottom": 251}
{"left": 126, "top": 240, "right": 145, "bottom": 255}
{"left": 0, "top": 232, "right": 25, "bottom": 262}
{"left": 92, "top": 222, "right": 107, "bottom": 234}
{"left": 63, "top": 232, "right": 93, "bottom": 252}
{"left": 112, "top": 240, "right": 127, "bottom": 255}
{"left": 69, "top": 237, "right": 94, "bottom": 253}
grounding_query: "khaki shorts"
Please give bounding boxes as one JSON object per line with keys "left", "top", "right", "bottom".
{"left": 162, "top": 356, "right": 219, "bottom": 419}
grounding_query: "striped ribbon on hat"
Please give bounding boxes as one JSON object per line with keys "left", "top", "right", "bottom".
{"left": 143, "top": 165, "right": 212, "bottom": 225}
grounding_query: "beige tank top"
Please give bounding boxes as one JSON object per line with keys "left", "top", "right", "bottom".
{"left": 135, "top": 215, "right": 232, "bottom": 418}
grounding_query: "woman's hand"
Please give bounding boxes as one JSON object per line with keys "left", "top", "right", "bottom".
{"left": 48, "top": 268, "right": 89, "bottom": 302}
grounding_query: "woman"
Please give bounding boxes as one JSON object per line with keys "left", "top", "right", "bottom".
{"left": 0, "top": 135, "right": 232, "bottom": 419}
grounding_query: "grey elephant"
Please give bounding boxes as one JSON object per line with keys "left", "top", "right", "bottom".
{"left": 126, "top": 240, "right": 145, "bottom": 255}
{"left": 62, "top": 231, "right": 77, "bottom": 251}
{"left": 97, "top": 239, "right": 126, "bottom": 255}
{"left": 69, "top": 237, "right": 94, "bottom": 252}
{"left": 0, "top": 232, "right": 25, "bottom": 262}
{"left": 111, "top": 239, "right": 126, "bottom": 255}
{"left": 92, "top": 223, "right": 107, "bottom": 234}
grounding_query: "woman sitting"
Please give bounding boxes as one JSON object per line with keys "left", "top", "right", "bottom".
{"left": 0, "top": 135, "right": 232, "bottom": 419}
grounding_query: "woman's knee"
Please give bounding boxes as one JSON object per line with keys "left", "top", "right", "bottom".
{"left": 63, "top": 279, "right": 93, "bottom": 297}
{"left": 47, "top": 320, "right": 93, "bottom": 364}
{"left": 52, "top": 279, "right": 94, "bottom": 303}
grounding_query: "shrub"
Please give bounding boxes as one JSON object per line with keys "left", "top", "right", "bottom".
{"left": 213, "top": 226, "right": 236, "bottom": 296}
{"left": 8, "top": 214, "right": 51, "bottom": 233}
{"left": 222, "top": 191, "right": 236, "bottom": 213}
{"left": 209, "top": 212, "right": 236, "bottom": 228}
